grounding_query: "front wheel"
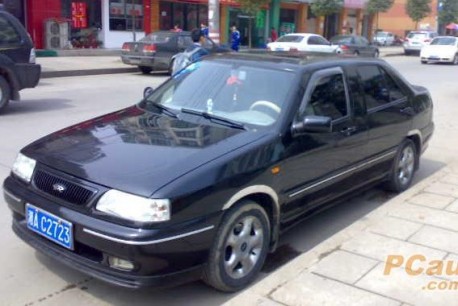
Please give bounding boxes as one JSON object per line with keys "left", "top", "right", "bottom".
{"left": 385, "top": 139, "right": 417, "bottom": 192}
{"left": 203, "top": 201, "right": 270, "bottom": 292}
{"left": 453, "top": 54, "right": 458, "bottom": 65}
{"left": 0, "top": 76, "right": 11, "bottom": 113}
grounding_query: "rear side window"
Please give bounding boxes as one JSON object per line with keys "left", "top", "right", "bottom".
{"left": 0, "top": 16, "right": 21, "bottom": 44}
{"left": 357, "top": 65, "right": 406, "bottom": 110}
{"left": 277, "top": 35, "right": 304, "bottom": 43}
{"left": 308, "top": 36, "right": 329, "bottom": 45}
{"left": 140, "top": 33, "right": 172, "bottom": 43}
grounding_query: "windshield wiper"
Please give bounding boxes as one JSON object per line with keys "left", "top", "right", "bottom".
{"left": 148, "top": 101, "right": 178, "bottom": 118}
{"left": 181, "top": 108, "right": 246, "bottom": 130}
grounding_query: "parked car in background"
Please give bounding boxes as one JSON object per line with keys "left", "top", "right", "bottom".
{"left": 372, "top": 31, "right": 395, "bottom": 46}
{"left": 330, "top": 35, "right": 379, "bottom": 57}
{"left": 403, "top": 30, "right": 438, "bottom": 55}
{"left": 121, "top": 31, "right": 229, "bottom": 74}
{"left": 4, "top": 53, "right": 433, "bottom": 292}
{"left": 267, "top": 33, "right": 337, "bottom": 53}
{"left": 420, "top": 36, "right": 458, "bottom": 64}
{"left": 0, "top": 10, "right": 41, "bottom": 113}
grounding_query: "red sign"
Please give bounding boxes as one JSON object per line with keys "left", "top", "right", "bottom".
{"left": 72, "top": 2, "right": 87, "bottom": 28}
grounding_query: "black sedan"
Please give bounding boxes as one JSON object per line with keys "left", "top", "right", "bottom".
{"left": 331, "top": 35, "right": 379, "bottom": 57}
{"left": 4, "top": 54, "right": 433, "bottom": 292}
{"left": 121, "top": 31, "right": 229, "bottom": 74}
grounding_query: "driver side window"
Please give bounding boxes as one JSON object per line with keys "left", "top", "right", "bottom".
{"left": 304, "top": 72, "right": 348, "bottom": 121}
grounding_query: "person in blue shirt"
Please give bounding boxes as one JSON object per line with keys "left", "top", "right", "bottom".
{"left": 230, "top": 24, "right": 241, "bottom": 52}
{"left": 200, "top": 22, "right": 209, "bottom": 38}
{"left": 171, "top": 28, "right": 209, "bottom": 75}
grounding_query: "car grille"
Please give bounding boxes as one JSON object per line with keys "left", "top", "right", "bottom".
{"left": 34, "top": 170, "right": 94, "bottom": 205}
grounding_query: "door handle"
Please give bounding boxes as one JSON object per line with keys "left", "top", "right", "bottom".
{"left": 340, "top": 126, "right": 357, "bottom": 135}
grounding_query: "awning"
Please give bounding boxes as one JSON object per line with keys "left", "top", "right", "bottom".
{"left": 446, "top": 23, "right": 458, "bottom": 30}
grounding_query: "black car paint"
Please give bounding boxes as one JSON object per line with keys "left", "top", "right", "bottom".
{"left": 3, "top": 54, "right": 434, "bottom": 288}
{"left": 0, "top": 10, "right": 41, "bottom": 100}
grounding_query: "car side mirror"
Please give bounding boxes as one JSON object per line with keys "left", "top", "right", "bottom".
{"left": 292, "top": 115, "right": 332, "bottom": 136}
{"left": 143, "top": 87, "right": 154, "bottom": 98}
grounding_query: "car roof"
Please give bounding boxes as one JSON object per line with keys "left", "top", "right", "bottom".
{"left": 283, "top": 33, "right": 321, "bottom": 38}
{"left": 204, "top": 52, "right": 384, "bottom": 72}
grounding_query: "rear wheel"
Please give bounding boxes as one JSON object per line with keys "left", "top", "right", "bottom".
{"left": 385, "top": 139, "right": 417, "bottom": 192}
{"left": 138, "top": 66, "right": 152, "bottom": 74}
{"left": 374, "top": 50, "right": 379, "bottom": 58}
{"left": 0, "top": 76, "right": 10, "bottom": 113}
{"left": 203, "top": 201, "right": 270, "bottom": 292}
{"left": 353, "top": 51, "right": 359, "bottom": 56}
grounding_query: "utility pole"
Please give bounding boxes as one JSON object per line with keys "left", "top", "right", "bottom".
{"left": 132, "top": 0, "right": 136, "bottom": 41}
{"left": 208, "top": 0, "right": 220, "bottom": 43}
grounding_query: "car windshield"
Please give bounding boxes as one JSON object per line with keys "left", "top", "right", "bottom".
{"left": 330, "top": 36, "right": 352, "bottom": 43}
{"left": 430, "top": 37, "right": 456, "bottom": 45}
{"left": 139, "top": 61, "right": 296, "bottom": 127}
{"left": 140, "top": 33, "right": 172, "bottom": 43}
{"left": 407, "top": 32, "right": 427, "bottom": 39}
{"left": 276, "top": 35, "right": 304, "bottom": 43}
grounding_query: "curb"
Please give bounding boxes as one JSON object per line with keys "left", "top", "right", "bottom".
{"left": 40, "top": 67, "right": 139, "bottom": 78}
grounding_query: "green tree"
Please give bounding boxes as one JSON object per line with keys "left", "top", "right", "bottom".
{"left": 438, "top": 0, "right": 458, "bottom": 29}
{"left": 310, "top": 0, "right": 344, "bottom": 37}
{"left": 405, "top": 0, "right": 432, "bottom": 29}
{"left": 237, "top": 0, "right": 270, "bottom": 48}
{"left": 366, "top": 0, "right": 394, "bottom": 32}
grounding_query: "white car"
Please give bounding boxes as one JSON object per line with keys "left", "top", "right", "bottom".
{"left": 267, "top": 33, "right": 337, "bottom": 53}
{"left": 420, "top": 36, "right": 458, "bottom": 64}
{"left": 404, "top": 30, "right": 438, "bottom": 55}
{"left": 372, "top": 31, "right": 395, "bottom": 46}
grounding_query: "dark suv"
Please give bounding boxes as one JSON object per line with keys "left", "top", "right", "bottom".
{"left": 0, "top": 10, "right": 41, "bottom": 113}
{"left": 4, "top": 53, "right": 433, "bottom": 292}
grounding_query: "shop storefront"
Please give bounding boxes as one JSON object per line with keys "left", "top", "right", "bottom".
{"left": 158, "top": 1, "right": 208, "bottom": 31}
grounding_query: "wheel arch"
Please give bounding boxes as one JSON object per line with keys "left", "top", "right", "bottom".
{"left": 222, "top": 185, "right": 280, "bottom": 252}
{"left": 407, "top": 130, "right": 422, "bottom": 170}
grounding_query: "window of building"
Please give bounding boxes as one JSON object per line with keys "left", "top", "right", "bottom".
{"left": 159, "top": 1, "right": 208, "bottom": 31}
{"left": 109, "top": 0, "right": 143, "bottom": 31}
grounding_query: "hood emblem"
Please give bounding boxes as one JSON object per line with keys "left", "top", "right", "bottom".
{"left": 52, "top": 183, "right": 67, "bottom": 193}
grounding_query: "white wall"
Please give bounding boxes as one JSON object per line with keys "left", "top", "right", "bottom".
{"left": 101, "top": 0, "right": 145, "bottom": 49}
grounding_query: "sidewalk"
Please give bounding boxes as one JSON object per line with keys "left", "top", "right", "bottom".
{"left": 225, "top": 163, "right": 458, "bottom": 306}
{"left": 37, "top": 46, "right": 404, "bottom": 79}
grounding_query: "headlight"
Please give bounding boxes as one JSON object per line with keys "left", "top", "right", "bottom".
{"left": 96, "top": 190, "right": 170, "bottom": 222}
{"left": 12, "top": 153, "right": 36, "bottom": 183}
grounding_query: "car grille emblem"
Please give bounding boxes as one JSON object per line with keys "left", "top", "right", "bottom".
{"left": 52, "top": 183, "right": 67, "bottom": 193}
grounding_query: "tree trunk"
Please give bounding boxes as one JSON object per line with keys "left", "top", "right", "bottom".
{"left": 248, "top": 17, "right": 252, "bottom": 49}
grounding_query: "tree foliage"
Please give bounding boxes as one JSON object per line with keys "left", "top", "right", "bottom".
{"left": 438, "top": 0, "right": 458, "bottom": 26}
{"left": 366, "top": 0, "right": 394, "bottom": 15}
{"left": 311, "top": 0, "right": 344, "bottom": 17}
{"left": 405, "top": 0, "right": 432, "bottom": 29}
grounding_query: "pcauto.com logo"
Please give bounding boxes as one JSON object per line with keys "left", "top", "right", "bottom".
{"left": 384, "top": 255, "right": 458, "bottom": 290}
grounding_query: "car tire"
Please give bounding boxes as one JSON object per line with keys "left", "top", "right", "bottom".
{"left": 385, "top": 139, "right": 417, "bottom": 193}
{"left": 353, "top": 51, "right": 359, "bottom": 56}
{"left": 138, "top": 66, "right": 152, "bottom": 74}
{"left": 374, "top": 50, "right": 379, "bottom": 58}
{"left": 168, "top": 59, "right": 175, "bottom": 75}
{"left": 203, "top": 200, "right": 270, "bottom": 292}
{"left": 0, "top": 75, "right": 11, "bottom": 113}
{"left": 421, "top": 60, "right": 427, "bottom": 64}
{"left": 453, "top": 54, "right": 458, "bottom": 65}
{"left": 404, "top": 50, "right": 410, "bottom": 56}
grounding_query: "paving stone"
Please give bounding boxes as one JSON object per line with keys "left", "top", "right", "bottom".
{"left": 367, "top": 217, "right": 423, "bottom": 240}
{"left": 407, "top": 192, "right": 455, "bottom": 210}
{"left": 341, "top": 232, "right": 446, "bottom": 263}
{"left": 423, "top": 182, "right": 458, "bottom": 198}
{"left": 445, "top": 199, "right": 458, "bottom": 213}
{"left": 310, "top": 250, "right": 378, "bottom": 284}
{"left": 388, "top": 203, "right": 458, "bottom": 232}
{"left": 223, "top": 293, "right": 283, "bottom": 306}
{"left": 409, "top": 226, "right": 458, "bottom": 255}
{"left": 270, "top": 272, "right": 400, "bottom": 306}
{"left": 356, "top": 263, "right": 458, "bottom": 305}
{"left": 439, "top": 173, "right": 458, "bottom": 185}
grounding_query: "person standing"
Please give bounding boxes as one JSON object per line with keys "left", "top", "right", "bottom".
{"left": 230, "top": 24, "right": 241, "bottom": 52}
{"left": 270, "top": 27, "right": 278, "bottom": 42}
{"left": 171, "top": 23, "right": 182, "bottom": 32}
{"left": 200, "top": 22, "right": 209, "bottom": 38}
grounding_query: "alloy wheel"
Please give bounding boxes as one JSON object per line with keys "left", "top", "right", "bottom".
{"left": 397, "top": 146, "right": 415, "bottom": 186}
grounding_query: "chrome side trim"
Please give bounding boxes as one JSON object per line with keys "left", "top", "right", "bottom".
{"left": 222, "top": 185, "right": 279, "bottom": 211}
{"left": 288, "top": 150, "right": 397, "bottom": 198}
{"left": 407, "top": 129, "right": 422, "bottom": 144}
{"left": 3, "top": 189, "right": 21, "bottom": 203}
{"left": 82, "top": 225, "right": 214, "bottom": 246}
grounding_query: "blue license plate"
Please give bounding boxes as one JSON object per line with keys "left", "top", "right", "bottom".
{"left": 26, "top": 204, "right": 73, "bottom": 250}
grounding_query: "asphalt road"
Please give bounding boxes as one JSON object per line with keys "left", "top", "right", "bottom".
{"left": 0, "top": 56, "right": 457, "bottom": 306}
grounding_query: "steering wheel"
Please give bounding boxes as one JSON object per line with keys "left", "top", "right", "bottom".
{"left": 249, "top": 100, "right": 281, "bottom": 115}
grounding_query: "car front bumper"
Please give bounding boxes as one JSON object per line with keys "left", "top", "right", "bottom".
{"left": 3, "top": 176, "right": 221, "bottom": 288}
{"left": 421, "top": 55, "right": 454, "bottom": 63}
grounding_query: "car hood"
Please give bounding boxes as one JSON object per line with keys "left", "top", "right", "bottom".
{"left": 23, "top": 105, "right": 270, "bottom": 197}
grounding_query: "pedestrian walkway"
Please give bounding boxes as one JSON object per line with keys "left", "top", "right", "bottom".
{"left": 224, "top": 162, "right": 458, "bottom": 306}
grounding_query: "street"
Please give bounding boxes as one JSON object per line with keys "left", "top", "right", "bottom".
{"left": 0, "top": 55, "right": 457, "bottom": 306}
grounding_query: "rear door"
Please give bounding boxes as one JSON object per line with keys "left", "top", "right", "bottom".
{"left": 307, "top": 36, "right": 334, "bottom": 53}
{"left": 0, "top": 13, "right": 31, "bottom": 63}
